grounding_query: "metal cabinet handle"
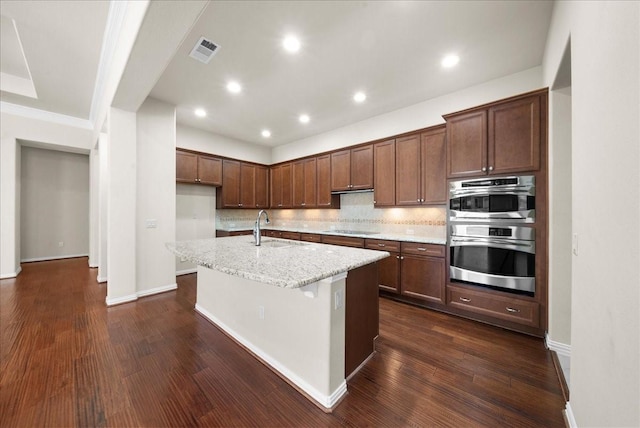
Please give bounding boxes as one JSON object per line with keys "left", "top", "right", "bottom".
{"left": 373, "top": 200, "right": 377, "bottom": 204}
{"left": 378, "top": 243, "right": 386, "bottom": 247}
{"left": 417, "top": 247, "right": 427, "bottom": 251}
{"left": 301, "top": 203, "right": 306, "bottom": 206}
{"left": 238, "top": 204, "right": 243, "bottom": 207}
{"left": 459, "top": 297, "right": 471, "bottom": 303}
{"left": 396, "top": 255, "right": 400, "bottom": 259}
{"left": 400, "top": 256, "right": 404, "bottom": 260}
{"left": 506, "top": 307, "right": 520, "bottom": 313}
{"left": 482, "top": 167, "right": 487, "bottom": 172}
{"left": 489, "top": 166, "right": 494, "bottom": 171}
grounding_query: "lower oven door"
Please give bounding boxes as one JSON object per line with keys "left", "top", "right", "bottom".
{"left": 449, "top": 235, "right": 535, "bottom": 293}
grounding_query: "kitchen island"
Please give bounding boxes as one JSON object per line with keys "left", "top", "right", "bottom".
{"left": 167, "top": 236, "right": 389, "bottom": 411}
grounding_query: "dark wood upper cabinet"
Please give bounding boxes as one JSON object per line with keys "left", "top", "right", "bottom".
{"left": 488, "top": 95, "right": 541, "bottom": 175}
{"left": 395, "top": 133, "right": 422, "bottom": 206}
{"left": 270, "top": 163, "right": 293, "bottom": 209}
{"left": 176, "top": 150, "right": 222, "bottom": 186}
{"left": 255, "top": 165, "right": 269, "bottom": 208}
{"left": 292, "top": 159, "right": 317, "bottom": 207}
{"left": 218, "top": 161, "right": 268, "bottom": 209}
{"left": 445, "top": 92, "right": 543, "bottom": 178}
{"left": 316, "top": 154, "right": 333, "bottom": 207}
{"left": 373, "top": 139, "right": 396, "bottom": 207}
{"left": 395, "top": 127, "right": 446, "bottom": 206}
{"left": 331, "top": 145, "right": 373, "bottom": 191}
{"left": 218, "top": 159, "right": 241, "bottom": 208}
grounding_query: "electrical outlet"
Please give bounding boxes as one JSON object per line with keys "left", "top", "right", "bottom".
{"left": 145, "top": 219, "right": 158, "bottom": 229}
{"left": 572, "top": 233, "right": 579, "bottom": 256}
{"left": 259, "top": 305, "right": 265, "bottom": 320}
{"left": 406, "top": 229, "right": 415, "bottom": 235}
{"left": 58, "top": 241, "right": 64, "bottom": 247}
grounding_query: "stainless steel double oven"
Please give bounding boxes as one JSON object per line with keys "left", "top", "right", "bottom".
{"left": 448, "top": 175, "right": 536, "bottom": 294}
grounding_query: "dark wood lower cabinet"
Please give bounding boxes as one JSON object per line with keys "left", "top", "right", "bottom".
{"left": 345, "top": 262, "right": 379, "bottom": 378}
{"left": 400, "top": 254, "right": 445, "bottom": 304}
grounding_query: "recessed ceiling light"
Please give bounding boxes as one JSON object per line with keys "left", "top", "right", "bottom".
{"left": 261, "top": 129, "right": 271, "bottom": 138}
{"left": 226, "top": 81, "right": 242, "bottom": 93}
{"left": 283, "top": 35, "right": 301, "bottom": 53}
{"left": 194, "top": 108, "right": 206, "bottom": 117}
{"left": 441, "top": 54, "right": 460, "bottom": 68}
{"left": 299, "top": 114, "right": 310, "bottom": 124}
{"left": 353, "top": 91, "right": 367, "bottom": 103}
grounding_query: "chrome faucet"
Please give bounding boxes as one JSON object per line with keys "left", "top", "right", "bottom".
{"left": 253, "top": 209, "right": 270, "bottom": 246}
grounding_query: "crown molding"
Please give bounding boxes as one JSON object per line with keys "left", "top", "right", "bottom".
{"left": 0, "top": 101, "right": 93, "bottom": 130}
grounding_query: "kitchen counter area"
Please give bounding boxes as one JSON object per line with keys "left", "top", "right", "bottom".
{"left": 167, "top": 236, "right": 388, "bottom": 411}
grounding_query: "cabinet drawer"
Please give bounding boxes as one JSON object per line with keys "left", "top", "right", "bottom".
{"left": 447, "top": 285, "right": 540, "bottom": 327}
{"left": 365, "top": 239, "right": 400, "bottom": 252}
{"left": 321, "top": 235, "right": 365, "bottom": 248}
{"left": 401, "top": 242, "right": 445, "bottom": 258}
{"left": 300, "top": 233, "right": 322, "bottom": 243}
{"left": 263, "top": 230, "right": 282, "bottom": 238}
{"left": 281, "top": 231, "right": 301, "bottom": 240}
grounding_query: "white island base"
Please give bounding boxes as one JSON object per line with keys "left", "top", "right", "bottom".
{"left": 195, "top": 265, "right": 348, "bottom": 411}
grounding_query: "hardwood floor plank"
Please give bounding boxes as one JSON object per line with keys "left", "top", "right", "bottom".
{"left": 0, "top": 258, "right": 566, "bottom": 427}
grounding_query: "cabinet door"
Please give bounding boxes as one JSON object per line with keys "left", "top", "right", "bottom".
{"left": 270, "top": 166, "right": 282, "bottom": 208}
{"left": 350, "top": 145, "right": 373, "bottom": 190}
{"left": 378, "top": 251, "right": 400, "bottom": 293}
{"left": 240, "top": 163, "right": 256, "bottom": 208}
{"left": 316, "top": 155, "right": 332, "bottom": 207}
{"left": 446, "top": 110, "right": 487, "bottom": 178}
{"left": 395, "top": 134, "right": 422, "bottom": 205}
{"left": 281, "top": 163, "right": 293, "bottom": 208}
{"left": 176, "top": 150, "right": 198, "bottom": 183}
{"left": 220, "top": 160, "right": 241, "bottom": 208}
{"left": 488, "top": 95, "right": 541, "bottom": 175}
{"left": 421, "top": 128, "right": 447, "bottom": 204}
{"left": 303, "top": 158, "right": 317, "bottom": 207}
{"left": 331, "top": 150, "right": 351, "bottom": 191}
{"left": 292, "top": 160, "right": 305, "bottom": 207}
{"left": 400, "top": 254, "right": 445, "bottom": 304}
{"left": 198, "top": 154, "right": 222, "bottom": 186}
{"left": 255, "top": 165, "right": 269, "bottom": 208}
{"left": 373, "top": 139, "right": 395, "bottom": 207}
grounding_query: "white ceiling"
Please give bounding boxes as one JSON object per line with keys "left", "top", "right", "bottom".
{"left": 0, "top": 1, "right": 553, "bottom": 148}
{"left": 150, "top": 1, "right": 554, "bottom": 147}
{"left": 0, "top": 0, "right": 109, "bottom": 119}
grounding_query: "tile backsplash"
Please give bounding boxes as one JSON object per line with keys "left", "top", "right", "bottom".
{"left": 216, "top": 192, "right": 446, "bottom": 239}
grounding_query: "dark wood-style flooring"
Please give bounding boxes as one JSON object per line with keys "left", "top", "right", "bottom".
{"left": 1, "top": 258, "right": 565, "bottom": 427}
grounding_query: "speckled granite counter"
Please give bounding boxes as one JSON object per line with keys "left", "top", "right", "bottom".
{"left": 216, "top": 226, "right": 446, "bottom": 245}
{"left": 167, "top": 235, "right": 389, "bottom": 289}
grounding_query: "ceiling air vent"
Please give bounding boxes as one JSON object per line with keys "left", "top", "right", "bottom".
{"left": 189, "top": 36, "right": 219, "bottom": 64}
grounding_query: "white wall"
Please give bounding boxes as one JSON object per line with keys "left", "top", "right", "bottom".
{"left": 89, "top": 146, "right": 99, "bottom": 267}
{"left": 106, "top": 107, "right": 137, "bottom": 305}
{"left": 177, "top": 124, "right": 272, "bottom": 165}
{"left": 176, "top": 183, "right": 216, "bottom": 274}
{"left": 543, "top": 2, "right": 639, "bottom": 426}
{"left": 20, "top": 147, "right": 90, "bottom": 262}
{"left": 273, "top": 67, "right": 543, "bottom": 162}
{"left": 135, "top": 97, "right": 177, "bottom": 294}
{"left": 548, "top": 86, "right": 572, "bottom": 346}
{"left": 97, "top": 133, "right": 109, "bottom": 282}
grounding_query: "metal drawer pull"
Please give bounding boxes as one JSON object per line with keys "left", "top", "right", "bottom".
{"left": 506, "top": 307, "right": 520, "bottom": 313}
{"left": 378, "top": 243, "right": 386, "bottom": 247}
{"left": 417, "top": 247, "right": 427, "bottom": 251}
{"left": 459, "top": 297, "right": 471, "bottom": 302}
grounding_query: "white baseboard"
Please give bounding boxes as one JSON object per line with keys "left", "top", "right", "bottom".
{"left": 0, "top": 266, "right": 22, "bottom": 279}
{"left": 21, "top": 253, "right": 88, "bottom": 263}
{"left": 96, "top": 275, "right": 107, "bottom": 283}
{"left": 545, "top": 334, "right": 571, "bottom": 357}
{"left": 106, "top": 293, "right": 137, "bottom": 306}
{"left": 105, "top": 283, "right": 178, "bottom": 306}
{"left": 176, "top": 268, "right": 197, "bottom": 276}
{"left": 137, "top": 283, "right": 177, "bottom": 298}
{"left": 564, "top": 402, "right": 578, "bottom": 428}
{"left": 195, "top": 303, "right": 347, "bottom": 410}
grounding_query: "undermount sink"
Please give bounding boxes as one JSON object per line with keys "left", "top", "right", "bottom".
{"left": 253, "top": 239, "right": 310, "bottom": 249}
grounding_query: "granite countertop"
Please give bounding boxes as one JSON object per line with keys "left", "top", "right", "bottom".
{"left": 167, "top": 236, "right": 390, "bottom": 289}
{"left": 217, "top": 225, "right": 446, "bottom": 245}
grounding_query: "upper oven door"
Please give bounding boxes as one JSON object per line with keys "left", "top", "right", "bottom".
{"left": 449, "top": 175, "right": 535, "bottom": 222}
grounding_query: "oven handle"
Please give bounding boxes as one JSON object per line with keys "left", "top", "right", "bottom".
{"left": 450, "top": 187, "right": 534, "bottom": 197}
{"left": 449, "top": 237, "right": 535, "bottom": 254}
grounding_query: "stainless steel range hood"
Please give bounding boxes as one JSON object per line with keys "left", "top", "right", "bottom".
{"left": 330, "top": 188, "right": 374, "bottom": 195}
